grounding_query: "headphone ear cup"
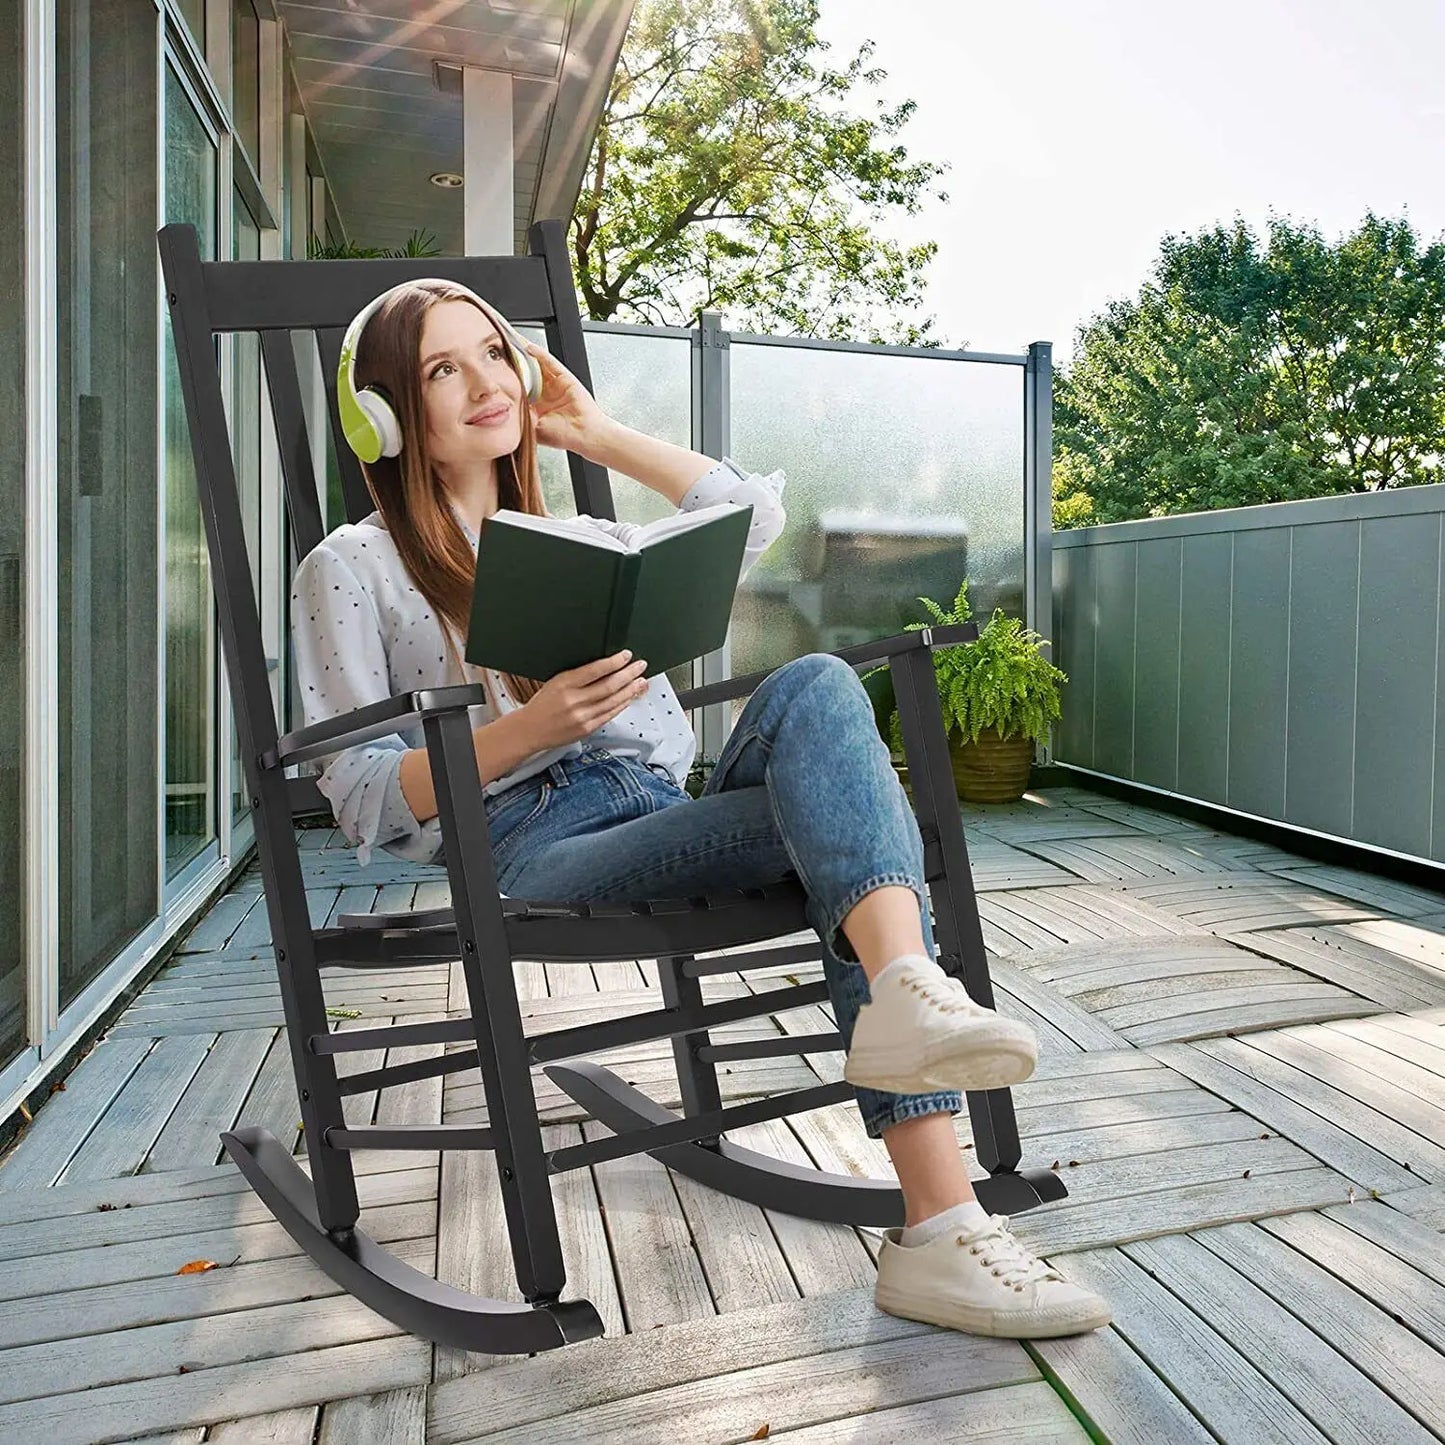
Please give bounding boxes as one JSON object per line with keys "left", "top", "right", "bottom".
{"left": 518, "top": 347, "right": 543, "bottom": 404}
{"left": 356, "top": 388, "right": 403, "bottom": 460}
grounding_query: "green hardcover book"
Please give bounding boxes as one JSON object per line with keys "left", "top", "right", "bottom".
{"left": 465, "top": 502, "right": 754, "bottom": 680}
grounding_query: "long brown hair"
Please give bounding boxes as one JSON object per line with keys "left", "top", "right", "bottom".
{"left": 354, "top": 280, "right": 547, "bottom": 707}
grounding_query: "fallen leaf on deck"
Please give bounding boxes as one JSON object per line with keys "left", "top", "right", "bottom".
{"left": 177, "top": 1259, "right": 220, "bottom": 1274}
{"left": 750, "top": 1427, "right": 770, "bottom": 1440}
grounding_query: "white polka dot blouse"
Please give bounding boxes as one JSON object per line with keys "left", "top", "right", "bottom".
{"left": 289, "top": 456, "right": 787, "bottom": 865}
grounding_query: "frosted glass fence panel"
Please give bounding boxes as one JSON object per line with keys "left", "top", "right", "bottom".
{"left": 728, "top": 340, "right": 1025, "bottom": 678}
{"left": 526, "top": 327, "right": 692, "bottom": 527}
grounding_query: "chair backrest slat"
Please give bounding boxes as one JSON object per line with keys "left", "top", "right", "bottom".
{"left": 200, "top": 254, "right": 557, "bottom": 333}
{"left": 315, "top": 325, "right": 377, "bottom": 528}
{"left": 259, "top": 329, "right": 326, "bottom": 564}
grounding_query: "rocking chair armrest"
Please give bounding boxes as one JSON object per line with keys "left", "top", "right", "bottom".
{"left": 260, "top": 684, "right": 489, "bottom": 771}
{"left": 676, "top": 622, "right": 978, "bottom": 710}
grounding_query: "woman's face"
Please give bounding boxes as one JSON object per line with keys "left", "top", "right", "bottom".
{"left": 419, "top": 298, "right": 524, "bottom": 479}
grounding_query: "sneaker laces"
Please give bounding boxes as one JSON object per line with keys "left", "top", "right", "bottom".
{"left": 901, "top": 970, "right": 988, "bottom": 1018}
{"left": 958, "top": 1215, "right": 1062, "bottom": 1289}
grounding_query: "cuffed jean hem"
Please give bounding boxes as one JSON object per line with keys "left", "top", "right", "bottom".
{"left": 862, "top": 1089, "right": 965, "bottom": 1141}
{"left": 822, "top": 869, "right": 931, "bottom": 966}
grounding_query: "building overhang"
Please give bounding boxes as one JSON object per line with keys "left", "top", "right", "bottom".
{"left": 277, "top": 0, "right": 635, "bottom": 253}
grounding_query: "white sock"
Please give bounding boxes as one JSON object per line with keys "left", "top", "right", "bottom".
{"left": 900, "top": 1199, "right": 991, "bottom": 1247}
{"left": 870, "top": 953, "right": 938, "bottom": 990}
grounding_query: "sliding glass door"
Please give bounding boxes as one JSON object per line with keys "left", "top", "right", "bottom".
{"left": 56, "top": 0, "right": 161, "bottom": 1008}
{"left": 0, "top": 0, "right": 26, "bottom": 1072}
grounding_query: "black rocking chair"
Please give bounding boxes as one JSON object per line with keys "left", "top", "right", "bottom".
{"left": 157, "top": 217, "right": 1066, "bottom": 1355}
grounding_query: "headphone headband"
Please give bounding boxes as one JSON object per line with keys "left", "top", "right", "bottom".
{"left": 336, "top": 279, "right": 542, "bottom": 464}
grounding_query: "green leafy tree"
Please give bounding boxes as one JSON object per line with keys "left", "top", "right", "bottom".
{"left": 572, "top": 0, "right": 948, "bottom": 342}
{"left": 1054, "top": 212, "right": 1445, "bottom": 526}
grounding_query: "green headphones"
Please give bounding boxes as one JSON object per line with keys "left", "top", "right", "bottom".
{"left": 336, "top": 280, "right": 544, "bottom": 464}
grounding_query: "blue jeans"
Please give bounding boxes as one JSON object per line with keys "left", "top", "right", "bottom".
{"left": 485, "top": 652, "right": 963, "bottom": 1139}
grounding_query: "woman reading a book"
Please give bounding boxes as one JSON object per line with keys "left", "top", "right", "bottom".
{"left": 291, "top": 280, "right": 1109, "bottom": 1340}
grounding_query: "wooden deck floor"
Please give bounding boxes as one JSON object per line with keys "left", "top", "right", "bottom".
{"left": 2, "top": 783, "right": 1444, "bottom": 1442}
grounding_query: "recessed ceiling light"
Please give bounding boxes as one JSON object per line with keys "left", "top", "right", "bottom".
{"left": 429, "top": 172, "right": 464, "bottom": 189}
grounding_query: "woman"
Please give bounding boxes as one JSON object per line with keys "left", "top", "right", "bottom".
{"left": 292, "top": 279, "right": 1110, "bottom": 1340}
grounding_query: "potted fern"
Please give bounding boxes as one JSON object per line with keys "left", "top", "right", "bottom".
{"left": 865, "top": 579, "right": 1066, "bottom": 804}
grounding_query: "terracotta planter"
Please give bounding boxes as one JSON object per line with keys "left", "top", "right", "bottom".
{"left": 894, "top": 728, "right": 1036, "bottom": 805}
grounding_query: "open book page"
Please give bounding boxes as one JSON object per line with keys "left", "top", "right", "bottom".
{"left": 486, "top": 502, "right": 742, "bottom": 555}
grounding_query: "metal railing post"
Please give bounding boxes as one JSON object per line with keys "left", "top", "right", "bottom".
{"left": 1024, "top": 340, "right": 1054, "bottom": 766}
{"left": 691, "top": 310, "right": 732, "bottom": 762}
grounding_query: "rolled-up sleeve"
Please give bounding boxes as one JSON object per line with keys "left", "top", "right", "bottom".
{"left": 677, "top": 456, "right": 786, "bottom": 579}
{"left": 290, "top": 544, "right": 442, "bottom": 866}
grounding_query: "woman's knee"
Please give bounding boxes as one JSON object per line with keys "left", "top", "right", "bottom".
{"left": 775, "top": 650, "right": 864, "bottom": 702}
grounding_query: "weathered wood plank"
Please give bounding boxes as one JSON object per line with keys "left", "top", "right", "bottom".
{"left": 1149, "top": 1041, "right": 1421, "bottom": 1194}
{"left": 1121, "top": 995, "right": 1379, "bottom": 1047}
{"left": 1238, "top": 1032, "right": 1445, "bottom": 1177}
{"left": 462, "top": 1332, "right": 1041, "bottom": 1445}
{"left": 1032, "top": 1318, "right": 1215, "bottom": 1444}
{"left": 1268, "top": 864, "right": 1445, "bottom": 919}
{"left": 1187, "top": 1035, "right": 1445, "bottom": 1182}
{"left": 584, "top": 1116, "right": 715, "bottom": 1333}
{"left": 0, "top": 1337, "right": 430, "bottom": 1445}
{"left": 1118, "top": 876, "right": 1380, "bottom": 932}
{"left": 978, "top": 885, "right": 1202, "bottom": 956}
{"left": 1125, "top": 1231, "right": 1435, "bottom": 1445}
{"left": 177, "top": 888, "right": 265, "bottom": 953}
{"left": 0, "top": 1294, "right": 403, "bottom": 1410}
{"left": 317, "top": 1387, "right": 427, "bottom": 1445}
{"left": 1272, "top": 1200, "right": 1445, "bottom": 1314}
{"left": 727, "top": 1117, "right": 876, "bottom": 1297}
{"left": 208, "top": 1407, "right": 320, "bottom": 1443}
{"left": 0, "top": 1241, "right": 433, "bottom": 1354}
{"left": 62, "top": 1035, "right": 216, "bottom": 1183}
{"left": 1199, "top": 1220, "right": 1445, "bottom": 1434}
{"left": 1335, "top": 1014, "right": 1445, "bottom": 1077}
{"left": 0, "top": 1167, "right": 436, "bottom": 1265}
{"left": 1048, "top": 1247, "right": 1329, "bottom": 1445}
{"left": 428, "top": 1288, "right": 946, "bottom": 1443}
{"left": 990, "top": 958, "right": 1130, "bottom": 1050}
{"left": 1383, "top": 1185, "right": 1445, "bottom": 1231}
{"left": 0, "top": 1038, "right": 152, "bottom": 1189}
{"left": 763, "top": 1381, "right": 1085, "bottom": 1442}
{"left": 1227, "top": 927, "right": 1445, "bottom": 1009}
{"left": 0, "top": 1199, "right": 434, "bottom": 1303}
{"left": 1013, "top": 1167, "right": 1352, "bottom": 1258}
{"left": 1013, "top": 832, "right": 1236, "bottom": 884}
{"left": 146, "top": 1029, "right": 275, "bottom": 1172}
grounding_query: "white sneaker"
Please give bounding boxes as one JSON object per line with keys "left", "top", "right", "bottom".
{"left": 843, "top": 957, "right": 1038, "bottom": 1094}
{"left": 874, "top": 1213, "right": 1111, "bottom": 1339}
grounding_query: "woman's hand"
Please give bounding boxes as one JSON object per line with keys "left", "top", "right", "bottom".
{"left": 525, "top": 340, "right": 618, "bottom": 461}
{"left": 520, "top": 650, "right": 650, "bottom": 750}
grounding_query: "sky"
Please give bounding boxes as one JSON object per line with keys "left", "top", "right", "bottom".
{"left": 814, "top": 0, "right": 1445, "bottom": 365}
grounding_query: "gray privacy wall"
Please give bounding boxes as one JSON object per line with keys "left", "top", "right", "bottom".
{"left": 1051, "top": 482, "right": 1445, "bottom": 867}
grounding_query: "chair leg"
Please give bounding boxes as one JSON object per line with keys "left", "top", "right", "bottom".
{"left": 891, "top": 646, "right": 1032, "bottom": 1180}
{"left": 424, "top": 712, "right": 570, "bottom": 1305}
{"left": 658, "top": 954, "right": 724, "bottom": 1148}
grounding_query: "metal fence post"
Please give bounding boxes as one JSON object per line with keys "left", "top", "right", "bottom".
{"left": 1024, "top": 340, "right": 1054, "bottom": 766}
{"left": 691, "top": 310, "right": 732, "bottom": 762}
